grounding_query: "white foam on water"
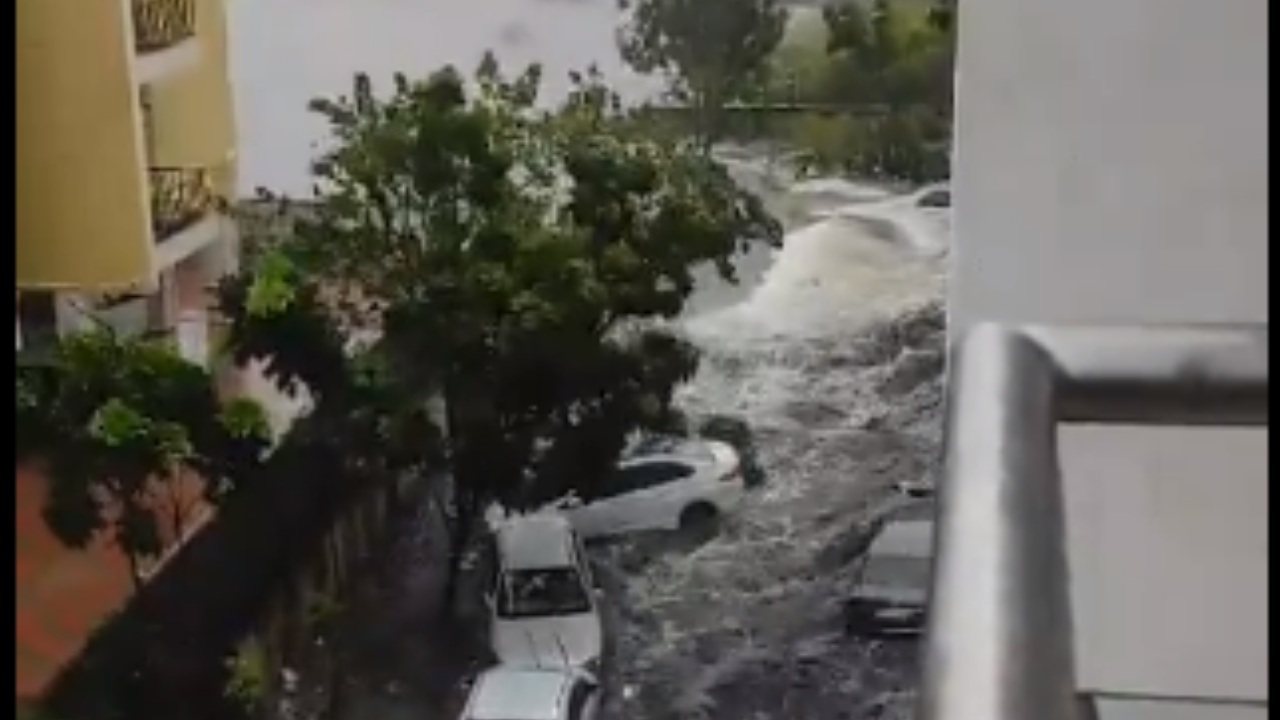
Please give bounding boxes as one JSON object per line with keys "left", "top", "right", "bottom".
{"left": 707, "top": 215, "right": 945, "bottom": 336}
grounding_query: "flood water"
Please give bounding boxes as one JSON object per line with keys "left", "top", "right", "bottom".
{"left": 228, "top": 3, "right": 950, "bottom": 718}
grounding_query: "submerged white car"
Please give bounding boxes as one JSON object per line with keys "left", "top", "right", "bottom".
{"left": 558, "top": 437, "right": 747, "bottom": 540}
{"left": 458, "top": 666, "right": 602, "bottom": 720}
{"left": 911, "top": 182, "right": 951, "bottom": 209}
{"left": 487, "top": 514, "right": 605, "bottom": 672}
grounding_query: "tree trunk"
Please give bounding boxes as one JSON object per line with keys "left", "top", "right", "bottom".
{"left": 126, "top": 552, "right": 145, "bottom": 594}
{"left": 441, "top": 492, "right": 476, "bottom": 617}
{"left": 169, "top": 478, "right": 189, "bottom": 548}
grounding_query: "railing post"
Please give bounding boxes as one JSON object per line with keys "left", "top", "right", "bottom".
{"left": 922, "top": 325, "right": 1078, "bottom": 720}
{"left": 919, "top": 322, "right": 1269, "bottom": 720}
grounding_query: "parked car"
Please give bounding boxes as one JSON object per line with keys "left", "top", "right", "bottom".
{"left": 912, "top": 183, "right": 951, "bottom": 209}
{"left": 557, "top": 437, "right": 746, "bottom": 540}
{"left": 843, "top": 517, "right": 934, "bottom": 639}
{"left": 894, "top": 476, "right": 935, "bottom": 499}
{"left": 458, "top": 666, "right": 603, "bottom": 720}
{"left": 488, "top": 514, "right": 605, "bottom": 672}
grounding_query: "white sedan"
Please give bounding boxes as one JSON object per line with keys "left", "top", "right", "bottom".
{"left": 458, "top": 666, "right": 602, "bottom": 720}
{"left": 558, "top": 437, "right": 747, "bottom": 540}
{"left": 487, "top": 514, "right": 605, "bottom": 672}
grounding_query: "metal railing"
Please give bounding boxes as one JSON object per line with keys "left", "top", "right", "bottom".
{"left": 920, "top": 323, "right": 1269, "bottom": 720}
{"left": 149, "top": 167, "right": 216, "bottom": 241}
{"left": 132, "top": 0, "right": 197, "bottom": 54}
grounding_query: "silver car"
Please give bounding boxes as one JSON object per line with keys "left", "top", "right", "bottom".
{"left": 458, "top": 666, "right": 602, "bottom": 720}
{"left": 487, "top": 514, "right": 605, "bottom": 673}
{"left": 844, "top": 517, "right": 934, "bottom": 639}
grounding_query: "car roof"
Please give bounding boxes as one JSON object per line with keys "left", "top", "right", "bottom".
{"left": 620, "top": 436, "right": 726, "bottom": 467}
{"left": 868, "top": 519, "right": 934, "bottom": 560}
{"left": 496, "top": 514, "right": 576, "bottom": 570}
{"left": 465, "top": 667, "right": 573, "bottom": 720}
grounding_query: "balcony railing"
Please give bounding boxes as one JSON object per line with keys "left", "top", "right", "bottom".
{"left": 132, "top": 0, "right": 197, "bottom": 54}
{"left": 149, "top": 167, "right": 216, "bottom": 242}
{"left": 921, "top": 323, "right": 1268, "bottom": 720}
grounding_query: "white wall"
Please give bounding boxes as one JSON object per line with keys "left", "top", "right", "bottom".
{"left": 950, "top": 0, "right": 1268, "bottom": 705}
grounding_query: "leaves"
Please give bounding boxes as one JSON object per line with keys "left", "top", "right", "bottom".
{"left": 759, "top": 0, "right": 955, "bottom": 182}
{"left": 224, "top": 59, "right": 782, "bottom": 516}
{"left": 16, "top": 329, "right": 271, "bottom": 578}
{"left": 618, "top": 0, "right": 789, "bottom": 144}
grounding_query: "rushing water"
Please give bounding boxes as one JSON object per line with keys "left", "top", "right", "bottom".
{"left": 594, "top": 162, "right": 948, "bottom": 720}
{"left": 230, "top": 3, "right": 950, "bottom": 718}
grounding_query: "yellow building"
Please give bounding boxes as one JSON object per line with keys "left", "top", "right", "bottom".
{"left": 16, "top": 0, "right": 240, "bottom": 366}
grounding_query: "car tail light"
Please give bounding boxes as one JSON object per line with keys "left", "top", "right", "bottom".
{"left": 719, "top": 464, "right": 742, "bottom": 483}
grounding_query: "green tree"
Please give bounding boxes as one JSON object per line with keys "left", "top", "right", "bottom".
{"left": 618, "top": 0, "right": 788, "bottom": 147}
{"left": 15, "top": 330, "right": 271, "bottom": 590}
{"left": 759, "top": 0, "right": 955, "bottom": 181}
{"left": 216, "top": 247, "right": 444, "bottom": 482}
{"left": 226, "top": 61, "right": 781, "bottom": 606}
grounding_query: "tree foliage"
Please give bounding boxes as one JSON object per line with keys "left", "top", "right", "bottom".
{"left": 618, "top": 0, "right": 788, "bottom": 145}
{"left": 216, "top": 253, "right": 444, "bottom": 481}
{"left": 757, "top": 0, "right": 956, "bottom": 182}
{"left": 822, "top": 0, "right": 955, "bottom": 113}
{"left": 15, "top": 330, "right": 271, "bottom": 587}
{"left": 222, "top": 60, "right": 781, "bottom": 596}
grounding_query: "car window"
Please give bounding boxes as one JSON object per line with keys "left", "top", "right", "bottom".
{"left": 496, "top": 567, "right": 591, "bottom": 619}
{"left": 566, "top": 677, "right": 598, "bottom": 720}
{"left": 613, "top": 461, "right": 694, "bottom": 494}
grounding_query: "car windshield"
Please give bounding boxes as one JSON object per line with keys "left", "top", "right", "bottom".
{"left": 497, "top": 568, "right": 591, "bottom": 619}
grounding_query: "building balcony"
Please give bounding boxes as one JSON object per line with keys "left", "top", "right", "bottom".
{"left": 149, "top": 166, "right": 213, "bottom": 238}
{"left": 149, "top": 166, "right": 224, "bottom": 269}
{"left": 132, "top": 0, "right": 195, "bottom": 52}
{"left": 16, "top": 0, "right": 235, "bottom": 289}
{"left": 133, "top": 0, "right": 201, "bottom": 85}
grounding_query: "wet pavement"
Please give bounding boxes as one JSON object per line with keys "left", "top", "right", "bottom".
{"left": 320, "top": 490, "right": 490, "bottom": 720}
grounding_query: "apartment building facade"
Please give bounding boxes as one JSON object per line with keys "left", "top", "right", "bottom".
{"left": 16, "top": 0, "right": 242, "bottom": 701}
{"left": 16, "top": 0, "right": 240, "bottom": 365}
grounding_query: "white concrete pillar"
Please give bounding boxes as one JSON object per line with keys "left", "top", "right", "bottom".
{"left": 175, "top": 309, "right": 210, "bottom": 367}
{"left": 950, "top": 0, "right": 1267, "bottom": 705}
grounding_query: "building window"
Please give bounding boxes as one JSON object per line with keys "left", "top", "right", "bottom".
{"left": 17, "top": 291, "right": 59, "bottom": 351}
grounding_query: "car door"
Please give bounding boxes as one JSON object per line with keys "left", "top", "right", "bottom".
{"left": 601, "top": 460, "right": 696, "bottom": 533}
{"left": 561, "top": 472, "right": 640, "bottom": 539}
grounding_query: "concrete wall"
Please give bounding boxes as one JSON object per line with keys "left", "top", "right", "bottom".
{"left": 950, "top": 0, "right": 1267, "bottom": 707}
{"left": 16, "top": 0, "right": 152, "bottom": 289}
{"left": 39, "top": 434, "right": 413, "bottom": 720}
{"left": 248, "top": 483, "right": 395, "bottom": 714}
{"left": 149, "top": 0, "right": 239, "bottom": 169}
{"left": 17, "top": 0, "right": 239, "bottom": 291}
